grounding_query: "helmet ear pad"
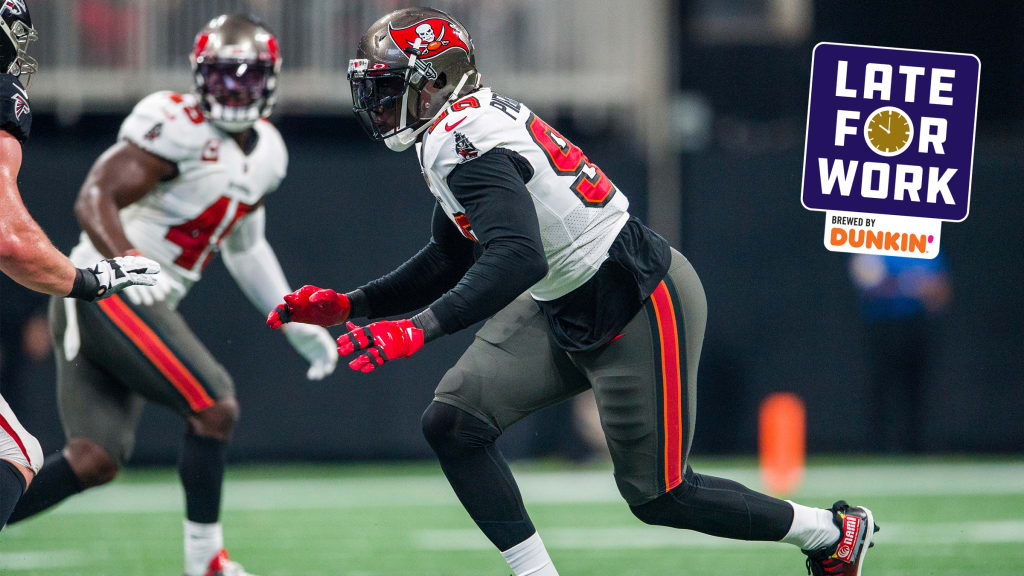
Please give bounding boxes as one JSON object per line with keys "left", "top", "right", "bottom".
{"left": 412, "top": 72, "right": 449, "bottom": 120}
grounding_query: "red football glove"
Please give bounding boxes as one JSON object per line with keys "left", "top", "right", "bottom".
{"left": 267, "top": 285, "right": 350, "bottom": 329}
{"left": 337, "top": 320, "right": 424, "bottom": 373}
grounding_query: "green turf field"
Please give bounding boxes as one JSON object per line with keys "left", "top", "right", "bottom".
{"left": 3, "top": 457, "right": 1022, "bottom": 575}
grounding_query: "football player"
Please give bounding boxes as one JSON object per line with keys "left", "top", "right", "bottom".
{"left": 7, "top": 14, "right": 336, "bottom": 575}
{"left": 0, "top": 0, "right": 159, "bottom": 531}
{"left": 272, "top": 7, "right": 878, "bottom": 576}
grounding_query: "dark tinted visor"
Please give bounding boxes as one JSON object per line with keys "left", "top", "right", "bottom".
{"left": 350, "top": 69, "right": 408, "bottom": 112}
{"left": 198, "top": 59, "right": 273, "bottom": 107}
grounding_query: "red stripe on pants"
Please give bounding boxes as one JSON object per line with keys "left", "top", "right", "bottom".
{"left": 650, "top": 281, "right": 683, "bottom": 491}
{"left": 97, "top": 296, "right": 214, "bottom": 412}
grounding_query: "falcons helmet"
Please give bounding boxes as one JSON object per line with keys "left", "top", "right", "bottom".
{"left": 190, "top": 14, "right": 281, "bottom": 133}
{"left": 348, "top": 7, "right": 480, "bottom": 151}
{"left": 0, "top": 0, "right": 37, "bottom": 84}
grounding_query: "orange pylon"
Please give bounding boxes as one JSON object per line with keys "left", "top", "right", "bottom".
{"left": 759, "top": 392, "right": 806, "bottom": 496}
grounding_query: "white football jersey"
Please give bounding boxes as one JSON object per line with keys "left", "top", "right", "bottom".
{"left": 70, "top": 91, "right": 288, "bottom": 309}
{"left": 417, "top": 88, "right": 629, "bottom": 301}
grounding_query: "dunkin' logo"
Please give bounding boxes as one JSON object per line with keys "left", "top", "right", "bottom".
{"left": 835, "top": 514, "right": 861, "bottom": 562}
{"left": 801, "top": 43, "right": 979, "bottom": 259}
{"left": 823, "top": 211, "right": 940, "bottom": 259}
{"left": 828, "top": 227, "right": 933, "bottom": 255}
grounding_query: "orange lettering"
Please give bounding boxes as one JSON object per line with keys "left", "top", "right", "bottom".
{"left": 866, "top": 230, "right": 884, "bottom": 250}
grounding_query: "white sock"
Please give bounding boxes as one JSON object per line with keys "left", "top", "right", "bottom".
{"left": 184, "top": 520, "right": 223, "bottom": 576}
{"left": 500, "top": 532, "right": 559, "bottom": 576}
{"left": 780, "top": 501, "right": 841, "bottom": 551}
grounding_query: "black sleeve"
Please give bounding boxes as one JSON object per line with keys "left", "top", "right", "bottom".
{"left": 356, "top": 203, "right": 475, "bottom": 318}
{"left": 0, "top": 74, "right": 31, "bottom": 143}
{"left": 428, "top": 148, "right": 548, "bottom": 335}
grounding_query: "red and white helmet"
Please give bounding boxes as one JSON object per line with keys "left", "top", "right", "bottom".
{"left": 190, "top": 14, "right": 281, "bottom": 133}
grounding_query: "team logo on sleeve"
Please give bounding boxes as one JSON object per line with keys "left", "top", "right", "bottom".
{"left": 454, "top": 132, "right": 478, "bottom": 161}
{"left": 388, "top": 19, "right": 470, "bottom": 60}
{"left": 144, "top": 122, "right": 163, "bottom": 141}
{"left": 10, "top": 84, "right": 29, "bottom": 120}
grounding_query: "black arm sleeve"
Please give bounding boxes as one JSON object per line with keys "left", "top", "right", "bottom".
{"left": 356, "top": 203, "right": 475, "bottom": 318}
{"left": 429, "top": 148, "right": 548, "bottom": 334}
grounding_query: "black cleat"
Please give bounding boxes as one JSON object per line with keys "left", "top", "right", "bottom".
{"left": 803, "top": 500, "right": 877, "bottom": 576}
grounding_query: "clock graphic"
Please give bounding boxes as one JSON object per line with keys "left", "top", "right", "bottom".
{"left": 864, "top": 106, "right": 913, "bottom": 157}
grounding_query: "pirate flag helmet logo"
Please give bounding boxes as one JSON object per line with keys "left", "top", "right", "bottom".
{"left": 388, "top": 18, "right": 470, "bottom": 60}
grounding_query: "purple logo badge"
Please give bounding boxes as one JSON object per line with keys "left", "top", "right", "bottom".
{"left": 801, "top": 43, "right": 980, "bottom": 222}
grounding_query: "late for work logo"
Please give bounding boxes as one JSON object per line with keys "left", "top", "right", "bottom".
{"left": 801, "top": 43, "right": 980, "bottom": 259}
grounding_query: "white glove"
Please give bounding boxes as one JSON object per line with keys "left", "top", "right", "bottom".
{"left": 283, "top": 323, "right": 338, "bottom": 380}
{"left": 122, "top": 270, "right": 184, "bottom": 306}
{"left": 75, "top": 255, "right": 161, "bottom": 301}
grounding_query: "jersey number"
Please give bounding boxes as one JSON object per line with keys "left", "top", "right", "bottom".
{"left": 428, "top": 96, "right": 481, "bottom": 134}
{"left": 165, "top": 196, "right": 254, "bottom": 269}
{"left": 526, "top": 113, "right": 616, "bottom": 208}
{"left": 169, "top": 92, "right": 205, "bottom": 124}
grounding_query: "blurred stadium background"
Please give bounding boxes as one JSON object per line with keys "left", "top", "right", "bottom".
{"left": 1, "top": 1, "right": 1022, "bottom": 574}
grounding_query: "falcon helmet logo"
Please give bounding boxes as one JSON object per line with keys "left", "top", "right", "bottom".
{"left": 388, "top": 18, "right": 469, "bottom": 60}
{"left": 1, "top": 0, "right": 26, "bottom": 16}
{"left": 11, "top": 90, "right": 29, "bottom": 120}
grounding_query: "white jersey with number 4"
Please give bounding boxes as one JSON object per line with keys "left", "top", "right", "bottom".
{"left": 69, "top": 91, "right": 287, "bottom": 309}
{"left": 417, "top": 87, "right": 630, "bottom": 301}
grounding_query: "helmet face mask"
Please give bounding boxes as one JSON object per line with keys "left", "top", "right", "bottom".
{"left": 0, "top": 1, "right": 37, "bottom": 86}
{"left": 197, "top": 59, "right": 274, "bottom": 108}
{"left": 191, "top": 14, "right": 281, "bottom": 133}
{"left": 348, "top": 61, "right": 431, "bottom": 147}
{"left": 348, "top": 9, "right": 479, "bottom": 152}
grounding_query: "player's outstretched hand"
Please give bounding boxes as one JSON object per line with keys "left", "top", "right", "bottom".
{"left": 74, "top": 255, "right": 161, "bottom": 301}
{"left": 283, "top": 323, "right": 339, "bottom": 380}
{"left": 267, "top": 285, "right": 350, "bottom": 329}
{"left": 122, "top": 269, "right": 183, "bottom": 306}
{"left": 337, "top": 320, "right": 424, "bottom": 373}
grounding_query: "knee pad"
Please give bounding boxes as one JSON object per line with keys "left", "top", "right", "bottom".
{"left": 421, "top": 401, "right": 500, "bottom": 457}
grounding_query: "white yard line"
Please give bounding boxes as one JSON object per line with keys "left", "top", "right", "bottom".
{"left": 414, "top": 520, "right": 1024, "bottom": 551}
{"left": 0, "top": 550, "right": 89, "bottom": 570}
{"left": 43, "top": 461, "right": 1024, "bottom": 515}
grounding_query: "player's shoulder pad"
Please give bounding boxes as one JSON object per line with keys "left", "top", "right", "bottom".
{"left": 420, "top": 88, "right": 529, "bottom": 180}
{"left": 118, "top": 91, "right": 210, "bottom": 164}
{"left": 253, "top": 118, "right": 288, "bottom": 186}
{"left": 0, "top": 74, "right": 32, "bottom": 144}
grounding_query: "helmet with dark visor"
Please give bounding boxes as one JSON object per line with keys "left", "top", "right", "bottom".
{"left": 347, "top": 8, "right": 480, "bottom": 152}
{"left": 347, "top": 58, "right": 430, "bottom": 143}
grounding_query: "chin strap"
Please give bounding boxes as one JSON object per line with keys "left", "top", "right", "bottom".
{"left": 385, "top": 35, "right": 483, "bottom": 152}
{"left": 387, "top": 38, "right": 423, "bottom": 151}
